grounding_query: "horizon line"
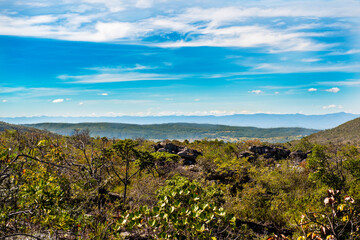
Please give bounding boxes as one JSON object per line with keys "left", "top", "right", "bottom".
{"left": 0, "top": 111, "right": 357, "bottom": 118}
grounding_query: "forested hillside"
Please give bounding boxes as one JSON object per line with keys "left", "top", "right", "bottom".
{"left": 25, "top": 122, "right": 318, "bottom": 143}
{"left": 308, "top": 117, "right": 360, "bottom": 145}
{"left": 0, "top": 121, "right": 46, "bottom": 134}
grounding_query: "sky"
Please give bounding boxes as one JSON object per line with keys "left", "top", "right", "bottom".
{"left": 1, "top": 0, "right": 360, "bottom": 117}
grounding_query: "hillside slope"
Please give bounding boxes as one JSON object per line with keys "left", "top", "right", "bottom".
{"left": 0, "top": 121, "right": 45, "bottom": 133}
{"left": 308, "top": 117, "right": 360, "bottom": 145}
{"left": 25, "top": 122, "right": 319, "bottom": 142}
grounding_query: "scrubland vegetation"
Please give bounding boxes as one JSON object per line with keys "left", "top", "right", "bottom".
{"left": 25, "top": 122, "right": 318, "bottom": 143}
{"left": 1, "top": 124, "right": 360, "bottom": 239}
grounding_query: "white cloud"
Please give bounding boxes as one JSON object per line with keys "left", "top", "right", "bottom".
{"left": 104, "top": 109, "right": 252, "bottom": 117}
{"left": 58, "top": 72, "right": 181, "bottom": 83}
{"left": 308, "top": 88, "right": 317, "bottom": 92}
{"left": 274, "top": 92, "right": 279, "bottom": 95}
{"left": 0, "top": 2, "right": 358, "bottom": 50}
{"left": 2, "top": 99, "right": 8, "bottom": 103}
{"left": 301, "top": 58, "right": 321, "bottom": 63}
{"left": 79, "top": 102, "right": 84, "bottom": 105}
{"left": 81, "top": 0, "right": 125, "bottom": 12}
{"left": 329, "top": 49, "right": 360, "bottom": 55}
{"left": 52, "top": 99, "right": 64, "bottom": 103}
{"left": 325, "top": 87, "right": 340, "bottom": 93}
{"left": 323, "top": 104, "right": 344, "bottom": 109}
{"left": 158, "top": 24, "right": 330, "bottom": 51}
{"left": 318, "top": 80, "right": 360, "bottom": 86}
{"left": 0, "top": 87, "right": 26, "bottom": 93}
{"left": 135, "top": 0, "right": 153, "bottom": 8}
{"left": 249, "top": 90, "right": 263, "bottom": 94}
{"left": 100, "top": 93, "right": 108, "bottom": 95}
{"left": 245, "top": 63, "right": 360, "bottom": 74}
{"left": 16, "top": 1, "right": 52, "bottom": 7}
{"left": 194, "top": 98, "right": 200, "bottom": 101}
{"left": 87, "top": 64, "right": 155, "bottom": 72}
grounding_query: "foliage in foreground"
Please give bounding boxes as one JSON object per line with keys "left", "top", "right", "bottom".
{"left": 1, "top": 129, "right": 360, "bottom": 239}
{"left": 116, "top": 176, "right": 237, "bottom": 239}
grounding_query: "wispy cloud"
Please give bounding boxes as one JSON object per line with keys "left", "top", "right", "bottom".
{"left": 324, "top": 87, "right": 340, "bottom": 93}
{"left": 1, "top": 1, "right": 358, "bottom": 51}
{"left": 86, "top": 64, "right": 156, "bottom": 72}
{"left": 79, "top": 99, "right": 153, "bottom": 105}
{"left": 103, "top": 109, "right": 252, "bottom": 117}
{"left": 249, "top": 90, "right": 263, "bottom": 94}
{"left": 308, "top": 88, "right": 318, "bottom": 92}
{"left": 59, "top": 72, "right": 181, "bottom": 83}
{"left": 245, "top": 63, "right": 360, "bottom": 74}
{"left": 301, "top": 58, "right": 321, "bottom": 63}
{"left": 81, "top": 0, "right": 125, "bottom": 12}
{"left": 0, "top": 87, "right": 26, "bottom": 93}
{"left": 328, "top": 49, "right": 360, "bottom": 55}
{"left": 323, "top": 104, "right": 343, "bottom": 109}
{"left": 58, "top": 63, "right": 188, "bottom": 83}
{"left": 52, "top": 98, "right": 64, "bottom": 103}
{"left": 318, "top": 80, "right": 360, "bottom": 86}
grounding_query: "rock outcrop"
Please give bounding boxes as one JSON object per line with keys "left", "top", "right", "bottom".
{"left": 154, "top": 142, "right": 202, "bottom": 165}
{"left": 238, "top": 145, "right": 310, "bottom": 163}
{"left": 289, "top": 150, "right": 310, "bottom": 162}
{"left": 248, "top": 146, "right": 290, "bottom": 160}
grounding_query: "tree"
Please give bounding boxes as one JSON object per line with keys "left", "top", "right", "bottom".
{"left": 112, "top": 139, "right": 154, "bottom": 204}
{"left": 307, "top": 145, "right": 345, "bottom": 190}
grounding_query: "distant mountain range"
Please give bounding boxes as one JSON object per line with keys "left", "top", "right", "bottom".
{"left": 1, "top": 112, "right": 359, "bottom": 129}
{"left": 24, "top": 122, "right": 319, "bottom": 143}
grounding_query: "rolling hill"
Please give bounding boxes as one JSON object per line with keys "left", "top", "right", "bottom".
{"left": 25, "top": 122, "right": 319, "bottom": 143}
{"left": 308, "top": 117, "right": 360, "bottom": 145}
{"left": 0, "top": 121, "right": 45, "bottom": 133}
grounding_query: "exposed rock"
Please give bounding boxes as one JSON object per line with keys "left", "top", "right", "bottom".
{"left": 290, "top": 150, "right": 308, "bottom": 162}
{"left": 162, "top": 142, "right": 180, "bottom": 153}
{"left": 239, "top": 151, "right": 252, "bottom": 158}
{"left": 153, "top": 143, "right": 163, "bottom": 151}
{"left": 277, "top": 148, "right": 291, "bottom": 159}
{"left": 238, "top": 151, "right": 256, "bottom": 161}
{"left": 249, "top": 146, "right": 273, "bottom": 155}
{"left": 248, "top": 146, "right": 290, "bottom": 160}
{"left": 154, "top": 142, "right": 202, "bottom": 165}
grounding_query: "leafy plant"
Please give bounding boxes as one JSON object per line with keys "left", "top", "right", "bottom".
{"left": 296, "top": 190, "right": 360, "bottom": 240}
{"left": 116, "top": 176, "right": 237, "bottom": 239}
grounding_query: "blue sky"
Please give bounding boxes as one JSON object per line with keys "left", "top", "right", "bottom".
{"left": 1, "top": 0, "right": 360, "bottom": 117}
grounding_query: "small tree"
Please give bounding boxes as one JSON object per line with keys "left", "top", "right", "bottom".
{"left": 112, "top": 139, "right": 154, "bottom": 204}
{"left": 307, "top": 145, "right": 345, "bottom": 190}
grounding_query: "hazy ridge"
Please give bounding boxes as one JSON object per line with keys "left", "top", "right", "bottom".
{"left": 25, "top": 122, "right": 319, "bottom": 143}
{"left": 2, "top": 112, "right": 358, "bottom": 130}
